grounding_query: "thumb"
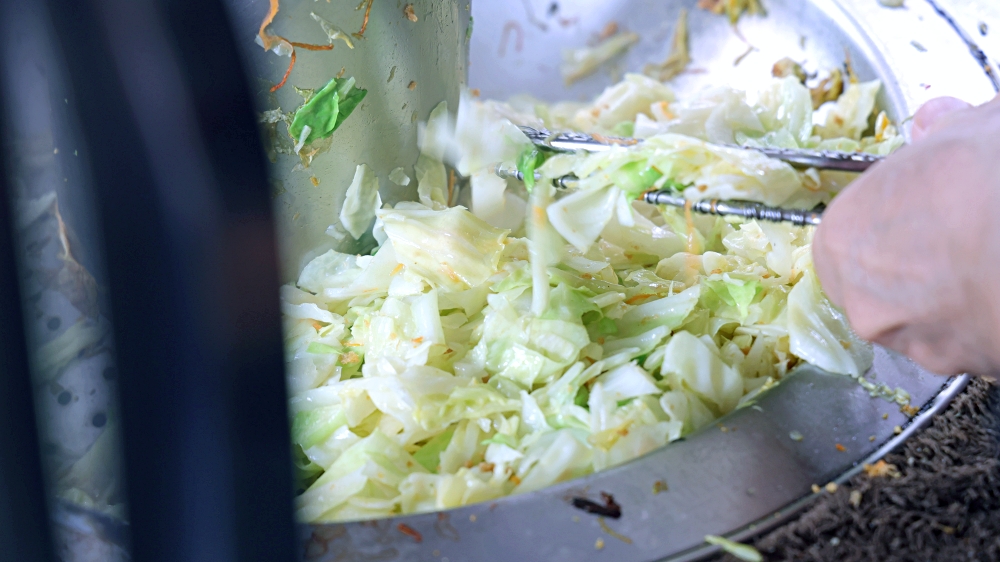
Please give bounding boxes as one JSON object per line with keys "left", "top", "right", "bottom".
{"left": 910, "top": 97, "right": 972, "bottom": 141}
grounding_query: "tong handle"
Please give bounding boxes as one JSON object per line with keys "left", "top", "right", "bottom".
{"left": 643, "top": 190, "right": 823, "bottom": 227}
{"left": 494, "top": 163, "right": 822, "bottom": 227}
{"left": 519, "top": 126, "right": 884, "bottom": 173}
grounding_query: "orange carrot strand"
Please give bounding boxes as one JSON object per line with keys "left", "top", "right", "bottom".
{"left": 290, "top": 42, "right": 335, "bottom": 51}
{"left": 258, "top": 0, "right": 281, "bottom": 50}
{"left": 270, "top": 49, "right": 296, "bottom": 92}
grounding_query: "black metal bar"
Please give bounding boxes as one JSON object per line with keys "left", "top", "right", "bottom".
{"left": 40, "top": 0, "right": 297, "bottom": 560}
{"left": 0, "top": 99, "right": 56, "bottom": 562}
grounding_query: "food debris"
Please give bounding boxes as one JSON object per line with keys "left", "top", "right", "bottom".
{"left": 644, "top": 9, "right": 690, "bottom": 81}
{"left": 883, "top": 413, "right": 890, "bottom": 420}
{"left": 980, "top": 22, "right": 989, "bottom": 36}
{"left": 877, "top": 0, "right": 904, "bottom": 7}
{"left": 571, "top": 492, "right": 622, "bottom": 519}
{"left": 894, "top": 425, "right": 903, "bottom": 435}
{"left": 498, "top": 21, "right": 525, "bottom": 57}
{"left": 598, "top": 518, "right": 633, "bottom": 544}
{"left": 825, "top": 482, "right": 838, "bottom": 493}
{"left": 408, "top": 81, "right": 418, "bottom": 90}
{"left": 811, "top": 484, "right": 821, "bottom": 494}
{"left": 911, "top": 40, "right": 927, "bottom": 52}
{"left": 311, "top": 13, "right": 355, "bottom": 49}
{"left": 734, "top": 43, "right": 757, "bottom": 67}
{"left": 272, "top": 51, "right": 297, "bottom": 92}
{"left": 704, "top": 535, "right": 763, "bottom": 562}
{"left": 810, "top": 68, "right": 844, "bottom": 109}
{"left": 598, "top": 21, "right": 620, "bottom": 41}
{"left": 353, "top": 0, "right": 375, "bottom": 39}
{"left": 849, "top": 490, "right": 862, "bottom": 507}
{"left": 562, "top": 30, "right": 639, "bottom": 85}
{"left": 697, "top": 0, "right": 765, "bottom": 24}
{"left": 772, "top": 57, "right": 808, "bottom": 82}
{"left": 595, "top": 538, "right": 605, "bottom": 550}
{"left": 257, "top": 1, "right": 348, "bottom": 91}
{"left": 900, "top": 403, "right": 920, "bottom": 417}
{"left": 396, "top": 523, "right": 422, "bottom": 543}
{"left": 653, "top": 480, "right": 669, "bottom": 494}
{"left": 404, "top": 4, "right": 418, "bottom": 22}
{"left": 869, "top": 435, "right": 877, "bottom": 442}
{"left": 310, "top": 176, "right": 320, "bottom": 187}
{"left": 844, "top": 50, "right": 859, "bottom": 84}
{"left": 469, "top": 514, "right": 477, "bottom": 522}
{"left": 789, "top": 430, "right": 804, "bottom": 442}
{"left": 835, "top": 443, "right": 846, "bottom": 452}
{"left": 863, "top": 460, "right": 902, "bottom": 479}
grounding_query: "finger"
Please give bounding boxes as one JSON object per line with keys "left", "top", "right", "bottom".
{"left": 812, "top": 190, "right": 851, "bottom": 307}
{"left": 910, "top": 97, "right": 972, "bottom": 141}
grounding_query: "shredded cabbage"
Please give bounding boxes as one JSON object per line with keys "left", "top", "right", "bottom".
{"left": 339, "top": 164, "right": 381, "bottom": 240}
{"left": 561, "top": 32, "right": 640, "bottom": 86}
{"left": 282, "top": 69, "right": 906, "bottom": 522}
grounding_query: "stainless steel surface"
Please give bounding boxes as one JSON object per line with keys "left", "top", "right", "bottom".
{"left": 225, "top": 0, "right": 471, "bottom": 281}
{"left": 517, "top": 125, "right": 885, "bottom": 172}
{"left": 643, "top": 191, "right": 824, "bottom": 227}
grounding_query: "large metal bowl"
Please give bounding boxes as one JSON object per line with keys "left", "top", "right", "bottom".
{"left": 45, "top": 0, "right": 1000, "bottom": 560}
{"left": 272, "top": 1, "right": 996, "bottom": 561}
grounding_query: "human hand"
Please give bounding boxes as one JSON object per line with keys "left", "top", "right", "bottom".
{"left": 812, "top": 95, "right": 1000, "bottom": 376}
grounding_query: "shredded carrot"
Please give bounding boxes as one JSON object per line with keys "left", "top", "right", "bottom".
{"left": 391, "top": 263, "right": 404, "bottom": 276}
{"left": 835, "top": 443, "right": 846, "bottom": 452}
{"left": 310, "top": 320, "right": 323, "bottom": 330}
{"left": 259, "top": 0, "right": 338, "bottom": 91}
{"left": 345, "top": 342, "right": 363, "bottom": 347}
{"left": 396, "top": 523, "right": 422, "bottom": 543}
{"left": 354, "top": 0, "right": 375, "bottom": 38}
{"left": 625, "top": 293, "right": 654, "bottom": 305}
{"left": 290, "top": 41, "right": 335, "bottom": 51}
{"left": 447, "top": 169, "right": 456, "bottom": 204}
{"left": 258, "top": 0, "right": 282, "bottom": 50}
{"left": 510, "top": 474, "right": 521, "bottom": 485}
{"left": 683, "top": 200, "right": 697, "bottom": 253}
{"left": 270, "top": 50, "right": 296, "bottom": 92}
{"left": 412, "top": 337, "right": 424, "bottom": 344}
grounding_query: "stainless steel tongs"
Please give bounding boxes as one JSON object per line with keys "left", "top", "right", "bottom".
{"left": 501, "top": 125, "right": 887, "bottom": 227}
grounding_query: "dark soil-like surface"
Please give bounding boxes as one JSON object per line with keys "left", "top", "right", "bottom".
{"left": 715, "top": 377, "right": 1000, "bottom": 562}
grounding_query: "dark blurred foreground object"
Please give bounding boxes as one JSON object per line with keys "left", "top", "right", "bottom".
{"left": 0, "top": 106, "right": 56, "bottom": 562}
{"left": 0, "top": 0, "right": 298, "bottom": 561}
